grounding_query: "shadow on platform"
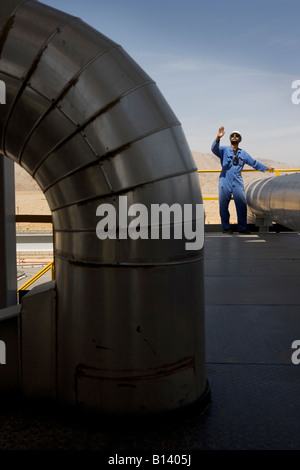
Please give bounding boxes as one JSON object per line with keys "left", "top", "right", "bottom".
{"left": 0, "top": 230, "right": 299, "bottom": 450}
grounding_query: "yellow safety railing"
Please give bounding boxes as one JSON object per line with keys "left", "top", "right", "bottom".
{"left": 197, "top": 168, "right": 300, "bottom": 200}
{"left": 198, "top": 168, "right": 300, "bottom": 176}
{"left": 18, "top": 261, "right": 55, "bottom": 294}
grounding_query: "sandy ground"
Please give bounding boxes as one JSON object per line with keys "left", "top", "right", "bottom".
{"left": 15, "top": 192, "right": 52, "bottom": 231}
{"left": 13, "top": 151, "right": 297, "bottom": 287}
{"left": 14, "top": 151, "right": 297, "bottom": 229}
{"left": 14, "top": 178, "right": 226, "bottom": 227}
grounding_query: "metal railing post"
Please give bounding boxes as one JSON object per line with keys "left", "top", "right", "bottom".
{"left": 0, "top": 157, "right": 17, "bottom": 308}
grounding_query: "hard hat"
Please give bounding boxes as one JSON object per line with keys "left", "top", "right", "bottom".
{"left": 230, "top": 131, "right": 242, "bottom": 141}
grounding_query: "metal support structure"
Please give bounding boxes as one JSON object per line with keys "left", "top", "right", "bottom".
{"left": 0, "top": 157, "right": 16, "bottom": 308}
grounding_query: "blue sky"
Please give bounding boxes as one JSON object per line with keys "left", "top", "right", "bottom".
{"left": 42, "top": 0, "right": 300, "bottom": 166}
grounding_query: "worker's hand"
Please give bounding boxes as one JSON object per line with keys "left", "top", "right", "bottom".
{"left": 267, "top": 167, "right": 275, "bottom": 173}
{"left": 216, "top": 126, "right": 225, "bottom": 142}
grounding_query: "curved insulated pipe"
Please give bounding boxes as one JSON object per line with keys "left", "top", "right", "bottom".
{"left": 245, "top": 173, "right": 300, "bottom": 231}
{"left": 0, "top": 0, "right": 208, "bottom": 414}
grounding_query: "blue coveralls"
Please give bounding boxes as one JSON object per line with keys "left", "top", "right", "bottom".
{"left": 211, "top": 139, "right": 268, "bottom": 231}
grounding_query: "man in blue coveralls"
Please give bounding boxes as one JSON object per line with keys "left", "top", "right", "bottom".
{"left": 211, "top": 126, "right": 274, "bottom": 234}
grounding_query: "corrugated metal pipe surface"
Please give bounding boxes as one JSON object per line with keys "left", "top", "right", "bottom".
{"left": 245, "top": 174, "right": 300, "bottom": 232}
{"left": 0, "top": 0, "right": 209, "bottom": 415}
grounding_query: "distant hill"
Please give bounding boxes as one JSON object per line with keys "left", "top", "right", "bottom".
{"left": 193, "top": 151, "right": 296, "bottom": 196}
{"left": 15, "top": 164, "right": 41, "bottom": 192}
{"left": 192, "top": 150, "right": 295, "bottom": 172}
{"left": 13, "top": 151, "right": 297, "bottom": 226}
{"left": 14, "top": 151, "right": 296, "bottom": 194}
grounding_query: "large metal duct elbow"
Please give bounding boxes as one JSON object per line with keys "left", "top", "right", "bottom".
{"left": 245, "top": 173, "right": 300, "bottom": 231}
{"left": 0, "top": 1, "right": 209, "bottom": 415}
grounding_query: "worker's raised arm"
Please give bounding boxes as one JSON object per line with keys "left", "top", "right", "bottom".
{"left": 216, "top": 126, "right": 225, "bottom": 143}
{"left": 211, "top": 126, "right": 225, "bottom": 157}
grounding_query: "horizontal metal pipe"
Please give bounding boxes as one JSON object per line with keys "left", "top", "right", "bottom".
{"left": 0, "top": 0, "right": 208, "bottom": 414}
{"left": 245, "top": 173, "right": 300, "bottom": 231}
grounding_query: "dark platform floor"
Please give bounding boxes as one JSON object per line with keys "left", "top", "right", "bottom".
{"left": 0, "top": 230, "right": 299, "bottom": 451}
